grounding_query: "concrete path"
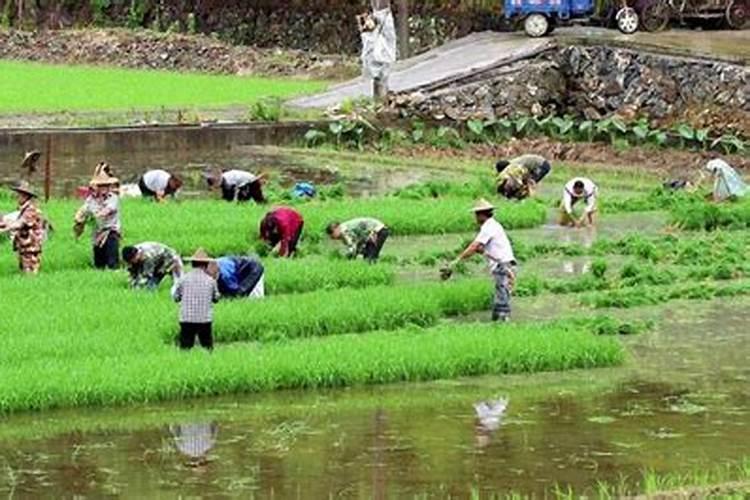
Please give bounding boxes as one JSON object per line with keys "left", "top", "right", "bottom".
{"left": 289, "top": 31, "right": 553, "bottom": 109}
{"left": 290, "top": 27, "right": 750, "bottom": 109}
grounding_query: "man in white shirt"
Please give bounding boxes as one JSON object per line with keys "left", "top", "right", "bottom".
{"left": 447, "top": 199, "right": 517, "bottom": 322}
{"left": 138, "top": 169, "right": 183, "bottom": 202}
{"left": 560, "top": 177, "right": 598, "bottom": 228}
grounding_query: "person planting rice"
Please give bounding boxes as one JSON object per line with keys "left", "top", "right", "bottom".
{"left": 703, "top": 159, "right": 747, "bottom": 203}
{"left": 560, "top": 177, "right": 598, "bottom": 228}
{"left": 326, "top": 218, "right": 390, "bottom": 263}
{"left": 445, "top": 199, "right": 516, "bottom": 322}
{"left": 0, "top": 181, "right": 45, "bottom": 274}
{"left": 138, "top": 169, "right": 182, "bottom": 202}
{"left": 122, "top": 242, "right": 183, "bottom": 290}
{"left": 260, "top": 207, "right": 304, "bottom": 258}
{"left": 495, "top": 154, "right": 552, "bottom": 200}
{"left": 74, "top": 173, "right": 121, "bottom": 270}
{"left": 204, "top": 169, "right": 266, "bottom": 203}
{"left": 211, "top": 255, "right": 265, "bottom": 299}
{"left": 172, "top": 248, "right": 220, "bottom": 351}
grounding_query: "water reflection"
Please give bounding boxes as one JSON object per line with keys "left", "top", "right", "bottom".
{"left": 168, "top": 422, "right": 218, "bottom": 467}
{"left": 0, "top": 300, "right": 747, "bottom": 497}
{"left": 474, "top": 398, "right": 508, "bottom": 448}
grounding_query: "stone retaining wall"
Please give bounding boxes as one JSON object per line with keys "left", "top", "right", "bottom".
{"left": 390, "top": 45, "right": 750, "bottom": 136}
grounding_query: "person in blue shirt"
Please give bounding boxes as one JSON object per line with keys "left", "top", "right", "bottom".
{"left": 213, "top": 256, "right": 265, "bottom": 299}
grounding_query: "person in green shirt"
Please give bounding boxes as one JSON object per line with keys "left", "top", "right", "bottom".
{"left": 495, "top": 154, "right": 552, "bottom": 200}
{"left": 326, "top": 218, "right": 389, "bottom": 263}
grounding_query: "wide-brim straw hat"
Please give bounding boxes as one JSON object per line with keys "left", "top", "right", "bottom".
{"left": 470, "top": 198, "right": 495, "bottom": 213}
{"left": 21, "top": 150, "right": 41, "bottom": 169}
{"left": 89, "top": 173, "right": 120, "bottom": 186}
{"left": 10, "top": 181, "right": 38, "bottom": 198}
{"left": 186, "top": 248, "right": 214, "bottom": 263}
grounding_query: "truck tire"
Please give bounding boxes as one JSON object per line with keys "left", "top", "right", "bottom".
{"left": 726, "top": 0, "right": 748, "bottom": 29}
{"left": 524, "top": 14, "right": 550, "bottom": 37}
{"left": 616, "top": 7, "right": 640, "bottom": 33}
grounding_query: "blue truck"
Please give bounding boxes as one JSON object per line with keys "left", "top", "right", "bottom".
{"left": 504, "top": 0, "right": 642, "bottom": 36}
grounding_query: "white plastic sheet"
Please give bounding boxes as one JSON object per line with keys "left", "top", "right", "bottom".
{"left": 361, "top": 7, "right": 397, "bottom": 81}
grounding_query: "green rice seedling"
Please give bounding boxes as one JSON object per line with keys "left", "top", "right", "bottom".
{"left": 214, "top": 279, "right": 491, "bottom": 342}
{"left": 670, "top": 198, "right": 750, "bottom": 231}
{"left": 591, "top": 258, "right": 608, "bottom": 279}
{"left": 0, "top": 318, "right": 625, "bottom": 413}
{"left": 0, "top": 195, "right": 546, "bottom": 275}
{"left": 263, "top": 258, "right": 395, "bottom": 295}
{"left": 0, "top": 60, "right": 326, "bottom": 114}
{"left": 580, "top": 280, "right": 750, "bottom": 309}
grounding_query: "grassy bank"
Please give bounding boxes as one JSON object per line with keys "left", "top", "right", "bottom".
{"left": 0, "top": 60, "right": 326, "bottom": 114}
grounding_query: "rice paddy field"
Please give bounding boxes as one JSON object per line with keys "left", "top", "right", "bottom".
{"left": 0, "top": 60, "right": 326, "bottom": 114}
{"left": 0, "top": 148, "right": 748, "bottom": 498}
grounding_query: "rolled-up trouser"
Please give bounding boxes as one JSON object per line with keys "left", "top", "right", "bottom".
{"left": 492, "top": 262, "right": 515, "bottom": 321}
{"left": 363, "top": 227, "right": 390, "bottom": 262}
{"left": 93, "top": 232, "right": 120, "bottom": 270}
{"left": 18, "top": 251, "right": 41, "bottom": 273}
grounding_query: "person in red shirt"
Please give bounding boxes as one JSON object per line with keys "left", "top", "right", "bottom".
{"left": 259, "top": 207, "right": 304, "bottom": 258}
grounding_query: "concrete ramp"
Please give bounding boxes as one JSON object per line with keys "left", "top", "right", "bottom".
{"left": 290, "top": 31, "right": 554, "bottom": 109}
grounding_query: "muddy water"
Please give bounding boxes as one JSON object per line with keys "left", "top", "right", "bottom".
{"left": 0, "top": 145, "right": 449, "bottom": 198}
{"left": 1, "top": 298, "right": 747, "bottom": 498}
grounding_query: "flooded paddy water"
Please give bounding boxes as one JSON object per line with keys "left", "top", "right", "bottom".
{"left": 0, "top": 297, "right": 747, "bottom": 498}
{"left": 0, "top": 145, "right": 748, "bottom": 497}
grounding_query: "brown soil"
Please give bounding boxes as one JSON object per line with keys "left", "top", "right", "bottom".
{"left": 626, "top": 480, "right": 750, "bottom": 499}
{"left": 395, "top": 137, "right": 750, "bottom": 175}
{"left": 0, "top": 28, "right": 358, "bottom": 80}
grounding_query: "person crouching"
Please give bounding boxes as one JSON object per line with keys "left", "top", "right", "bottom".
{"left": 172, "top": 248, "right": 220, "bottom": 351}
{"left": 215, "top": 256, "right": 265, "bottom": 298}
{"left": 326, "top": 218, "right": 390, "bottom": 263}
{"left": 122, "top": 242, "right": 183, "bottom": 290}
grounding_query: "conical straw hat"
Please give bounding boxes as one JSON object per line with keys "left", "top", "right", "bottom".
{"left": 89, "top": 173, "right": 120, "bottom": 186}
{"left": 187, "top": 248, "right": 214, "bottom": 263}
{"left": 10, "top": 180, "right": 37, "bottom": 198}
{"left": 470, "top": 198, "right": 495, "bottom": 212}
{"left": 21, "top": 150, "right": 41, "bottom": 170}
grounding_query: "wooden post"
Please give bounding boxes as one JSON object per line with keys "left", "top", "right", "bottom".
{"left": 396, "top": 0, "right": 409, "bottom": 59}
{"left": 44, "top": 135, "right": 51, "bottom": 202}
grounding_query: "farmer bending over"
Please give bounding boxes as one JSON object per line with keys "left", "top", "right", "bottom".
{"left": 205, "top": 169, "right": 266, "bottom": 203}
{"left": 446, "top": 199, "right": 516, "bottom": 322}
{"left": 213, "top": 256, "right": 265, "bottom": 299}
{"left": 74, "top": 173, "right": 121, "bottom": 269}
{"left": 0, "top": 182, "right": 45, "bottom": 274}
{"left": 172, "top": 248, "right": 220, "bottom": 351}
{"left": 260, "top": 207, "right": 304, "bottom": 258}
{"left": 327, "top": 218, "right": 390, "bottom": 263}
{"left": 496, "top": 154, "right": 552, "bottom": 200}
{"left": 123, "top": 242, "right": 183, "bottom": 290}
{"left": 704, "top": 159, "right": 747, "bottom": 202}
{"left": 138, "top": 169, "right": 183, "bottom": 202}
{"left": 560, "top": 177, "right": 598, "bottom": 228}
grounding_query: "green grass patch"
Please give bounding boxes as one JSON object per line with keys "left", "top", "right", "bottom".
{"left": 0, "top": 60, "right": 326, "bottom": 114}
